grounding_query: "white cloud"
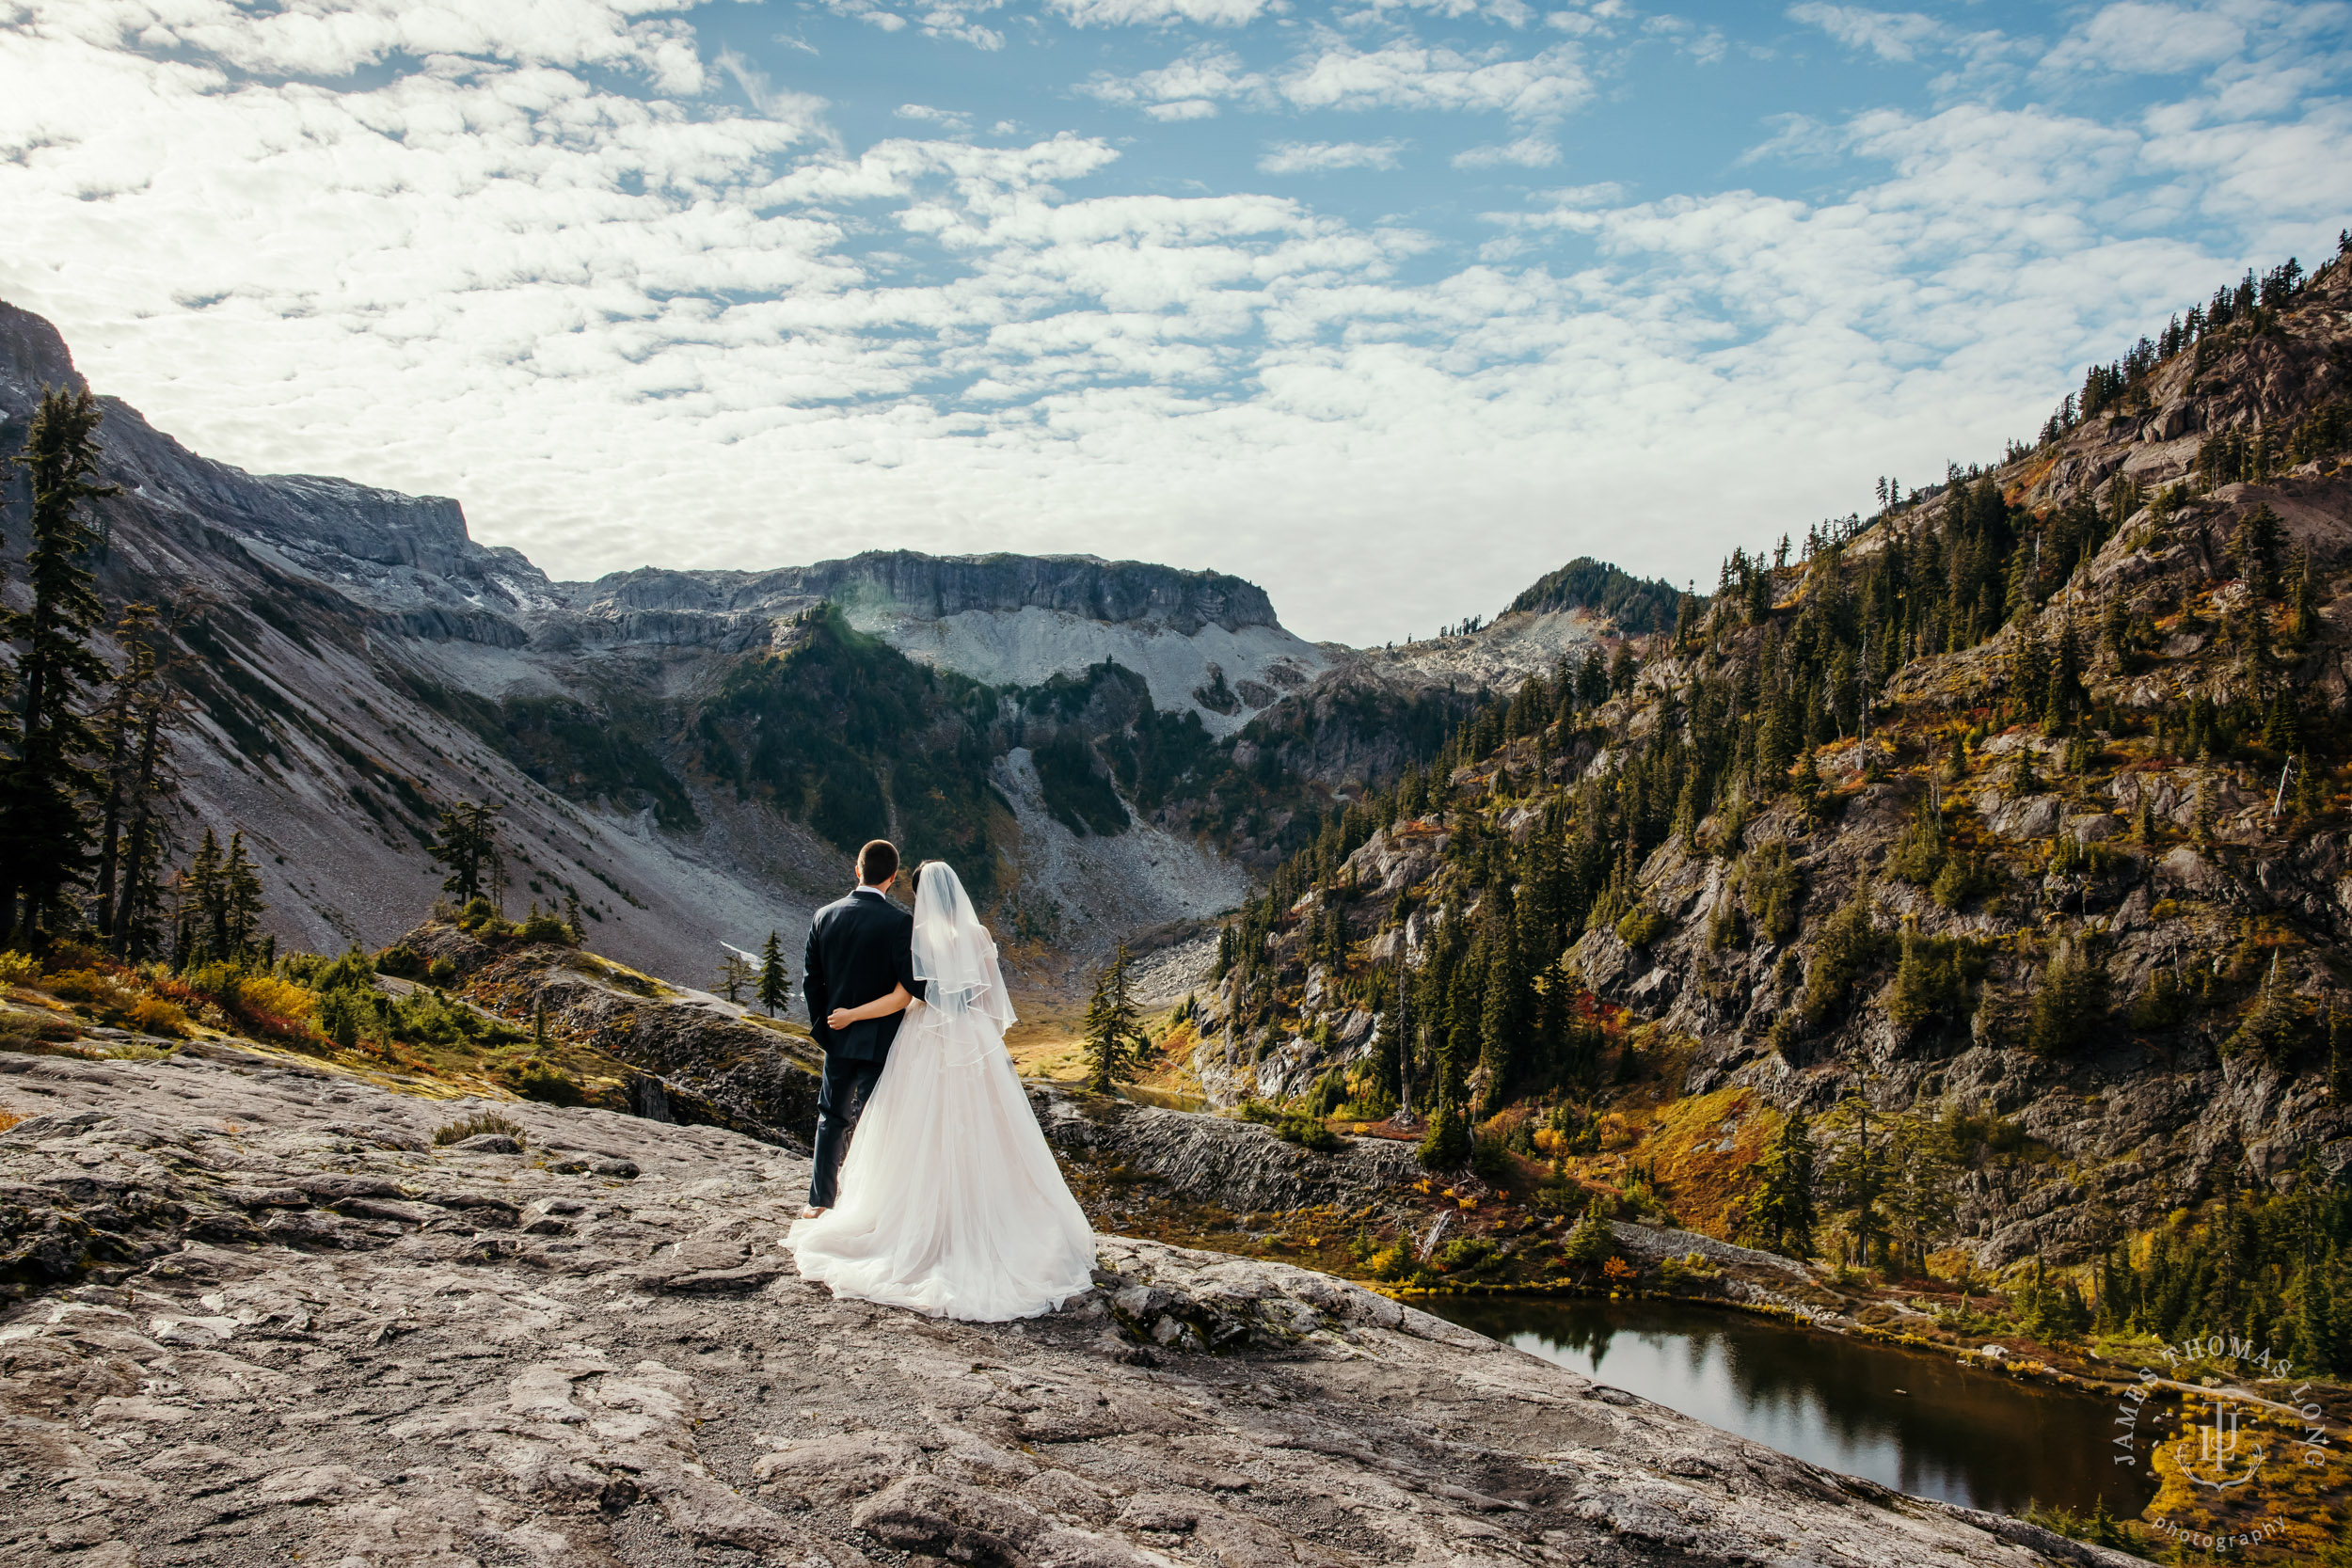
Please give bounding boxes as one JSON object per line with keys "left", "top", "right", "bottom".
{"left": 1083, "top": 45, "right": 1270, "bottom": 112}
{"left": 1787, "top": 4, "right": 1947, "bottom": 63}
{"left": 2042, "top": 2, "right": 2249, "bottom": 74}
{"left": 1259, "top": 138, "right": 1407, "bottom": 172}
{"left": 1048, "top": 0, "right": 1274, "bottom": 25}
{"left": 1336, "top": 0, "right": 1540, "bottom": 29}
{"left": 817, "top": 0, "right": 1011, "bottom": 45}
{"left": 897, "top": 102, "right": 976, "bottom": 134}
{"left": 1, "top": 0, "right": 2345, "bottom": 644}
{"left": 29, "top": 0, "right": 715, "bottom": 89}
{"left": 1089, "top": 39, "right": 1594, "bottom": 121}
{"left": 1279, "top": 41, "right": 1593, "bottom": 118}
{"left": 721, "top": 49, "right": 834, "bottom": 126}
{"left": 1454, "top": 135, "right": 1559, "bottom": 167}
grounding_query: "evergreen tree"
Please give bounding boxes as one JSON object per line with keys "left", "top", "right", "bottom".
{"left": 2042, "top": 616, "right": 2085, "bottom": 734}
{"left": 716, "top": 948, "right": 754, "bottom": 1005}
{"left": 2290, "top": 546, "right": 2320, "bottom": 641}
{"left": 1738, "top": 1113, "right": 1818, "bottom": 1257}
{"left": 1820, "top": 1094, "right": 1889, "bottom": 1267}
{"left": 1576, "top": 646, "right": 1609, "bottom": 708}
{"left": 2260, "top": 690, "right": 2297, "bottom": 753}
{"left": 756, "top": 930, "right": 789, "bottom": 1016}
{"left": 170, "top": 827, "right": 267, "bottom": 964}
{"left": 563, "top": 890, "right": 583, "bottom": 941}
{"left": 1083, "top": 943, "right": 1149, "bottom": 1092}
{"left": 1884, "top": 1115, "right": 1960, "bottom": 1275}
{"left": 1788, "top": 743, "right": 1821, "bottom": 815}
{"left": 1476, "top": 899, "right": 1524, "bottom": 1112}
{"left": 1607, "top": 642, "right": 1639, "bottom": 698}
{"left": 2233, "top": 503, "right": 2284, "bottom": 601}
{"left": 1886, "top": 924, "right": 1967, "bottom": 1030}
{"left": 2026, "top": 934, "right": 2106, "bottom": 1056}
{"left": 218, "top": 830, "right": 266, "bottom": 958}
{"left": 1417, "top": 1098, "right": 1470, "bottom": 1169}
{"left": 172, "top": 829, "right": 222, "bottom": 966}
{"left": 2224, "top": 956, "right": 2307, "bottom": 1064}
{"left": 0, "top": 387, "right": 118, "bottom": 936}
{"left": 1565, "top": 1207, "right": 1617, "bottom": 1267}
{"left": 106, "top": 624, "right": 181, "bottom": 961}
{"left": 90, "top": 603, "right": 158, "bottom": 938}
{"left": 1800, "top": 880, "right": 1881, "bottom": 1026}
{"left": 429, "top": 801, "right": 502, "bottom": 905}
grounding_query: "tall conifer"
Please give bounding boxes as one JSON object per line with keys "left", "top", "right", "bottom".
{"left": 756, "top": 931, "right": 789, "bottom": 1016}
{"left": 0, "top": 388, "right": 117, "bottom": 936}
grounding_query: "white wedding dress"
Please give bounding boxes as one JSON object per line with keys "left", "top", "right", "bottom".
{"left": 786, "top": 863, "right": 1097, "bottom": 1322}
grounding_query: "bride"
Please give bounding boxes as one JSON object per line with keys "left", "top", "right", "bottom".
{"left": 786, "top": 861, "right": 1097, "bottom": 1322}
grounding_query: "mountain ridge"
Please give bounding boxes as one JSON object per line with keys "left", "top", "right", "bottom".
{"left": 0, "top": 298, "right": 1648, "bottom": 990}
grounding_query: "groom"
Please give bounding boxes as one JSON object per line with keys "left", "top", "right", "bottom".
{"left": 801, "top": 838, "right": 923, "bottom": 1218}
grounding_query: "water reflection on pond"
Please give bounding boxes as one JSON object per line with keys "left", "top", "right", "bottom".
{"left": 1117, "top": 1084, "right": 1208, "bottom": 1112}
{"left": 1428, "top": 1295, "right": 2155, "bottom": 1520}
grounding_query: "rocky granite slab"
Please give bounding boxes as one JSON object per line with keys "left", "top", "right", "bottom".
{"left": 0, "top": 1050, "right": 2144, "bottom": 1566}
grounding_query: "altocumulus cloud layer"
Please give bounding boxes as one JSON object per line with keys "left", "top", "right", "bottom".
{"left": 1, "top": 0, "right": 2348, "bottom": 641}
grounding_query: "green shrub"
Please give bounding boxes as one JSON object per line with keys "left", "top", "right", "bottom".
{"left": 1799, "top": 883, "right": 1884, "bottom": 1026}
{"left": 2026, "top": 937, "right": 2107, "bottom": 1056}
{"left": 1613, "top": 905, "right": 1670, "bottom": 948}
{"left": 1436, "top": 1236, "right": 1501, "bottom": 1277}
{"left": 1531, "top": 1172, "right": 1588, "bottom": 1219}
{"left": 317, "top": 990, "right": 367, "bottom": 1050}
{"left": 1740, "top": 841, "right": 1802, "bottom": 943}
{"left": 502, "top": 1058, "right": 586, "bottom": 1106}
{"left": 518, "top": 913, "right": 569, "bottom": 944}
{"left": 1930, "top": 854, "right": 1996, "bottom": 910}
{"left": 1417, "top": 1102, "right": 1470, "bottom": 1169}
{"left": 427, "top": 958, "right": 459, "bottom": 987}
{"left": 1884, "top": 800, "right": 1947, "bottom": 885}
{"left": 1276, "top": 1115, "right": 1340, "bottom": 1151}
{"left": 433, "top": 1110, "right": 528, "bottom": 1147}
{"left": 2126, "top": 967, "right": 2190, "bottom": 1031}
{"left": 1886, "top": 927, "right": 1985, "bottom": 1030}
{"left": 1470, "top": 1129, "right": 1515, "bottom": 1181}
{"left": 1236, "top": 1100, "right": 1281, "bottom": 1125}
{"left": 374, "top": 943, "right": 427, "bottom": 979}
{"left": 1565, "top": 1209, "right": 1617, "bottom": 1266}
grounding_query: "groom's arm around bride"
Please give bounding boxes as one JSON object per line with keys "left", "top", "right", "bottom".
{"left": 800, "top": 839, "right": 922, "bottom": 1216}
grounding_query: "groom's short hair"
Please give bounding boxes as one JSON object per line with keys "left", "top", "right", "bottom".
{"left": 856, "top": 840, "right": 899, "bottom": 886}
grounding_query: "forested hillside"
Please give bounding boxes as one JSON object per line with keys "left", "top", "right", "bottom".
{"left": 1183, "top": 237, "right": 2352, "bottom": 1370}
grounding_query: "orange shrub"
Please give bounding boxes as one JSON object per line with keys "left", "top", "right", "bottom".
{"left": 44, "top": 968, "right": 135, "bottom": 1008}
{"left": 126, "top": 997, "right": 189, "bottom": 1038}
{"left": 235, "top": 975, "right": 316, "bottom": 1023}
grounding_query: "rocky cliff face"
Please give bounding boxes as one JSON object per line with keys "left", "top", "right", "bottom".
{"left": 576, "top": 550, "right": 1280, "bottom": 634}
{"left": 0, "top": 1046, "right": 2142, "bottom": 1568}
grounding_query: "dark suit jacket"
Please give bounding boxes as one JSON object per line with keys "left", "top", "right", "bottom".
{"left": 803, "top": 889, "right": 924, "bottom": 1061}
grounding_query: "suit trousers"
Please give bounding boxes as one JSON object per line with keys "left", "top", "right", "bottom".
{"left": 807, "top": 1052, "right": 887, "bottom": 1210}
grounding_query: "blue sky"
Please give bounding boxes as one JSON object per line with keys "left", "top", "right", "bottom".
{"left": 2, "top": 1, "right": 2347, "bottom": 642}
